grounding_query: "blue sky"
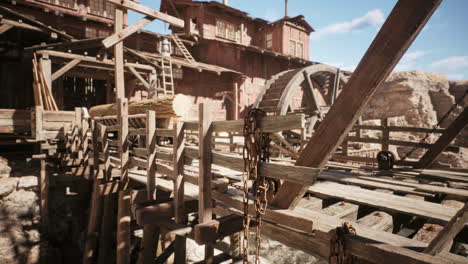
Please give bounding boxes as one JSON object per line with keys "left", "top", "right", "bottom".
{"left": 129, "top": 0, "right": 468, "bottom": 80}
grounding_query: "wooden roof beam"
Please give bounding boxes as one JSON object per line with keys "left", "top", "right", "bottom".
{"left": 36, "top": 50, "right": 154, "bottom": 72}
{"left": 106, "top": 0, "right": 185, "bottom": 28}
{"left": 51, "top": 58, "right": 81, "bottom": 81}
{"left": 0, "top": 5, "right": 72, "bottom": 40}
{"left": 416, "top": 107, "right": 468, "bottom": 169}
{"left": 271, "top": 0, "right": 442, "bottom": 209}
{"left": 102, "top": 16, "right": 155, "bottom": 48}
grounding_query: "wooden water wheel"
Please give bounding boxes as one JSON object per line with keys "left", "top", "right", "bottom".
{"left": 254, "top": 63, "right": 349, "bottom": 156}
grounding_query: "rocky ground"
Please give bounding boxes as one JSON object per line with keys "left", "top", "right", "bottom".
{"left": 0, "top": 155, "right": 85, "bottom": 264}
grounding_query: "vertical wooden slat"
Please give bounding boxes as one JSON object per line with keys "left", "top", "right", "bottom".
{"left": 382, "top": 118, "right": 390, "bottom": 151}
{"left": 75, "top": 107, "right": 82, "bottom": 158}
{"left": 91, "top": 120, "right": 100, "bottom": 179}
{"left": 272, "top": 0, "right": 442, "bottom": 209}
{"left": 174, "top": 121, "right": 186, "bottom": 263}
{"left": 114, "top": 7, "right": 125, "bottom": 99}
{"left": 198, "top": 103, "right": 214, "bottom": 263}
{"left": 40, "top": 158, "right": 48, "bottom": 228}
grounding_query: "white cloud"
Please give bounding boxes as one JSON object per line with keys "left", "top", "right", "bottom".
{"left": 446, "top": 74, "right": 465, "bottom": 80}
{"left": 431, "top": 56, "right": 468, "bottom": 71}
{"left": 395, "top": 50, "right": 429, "bottom": 71}
{"left": 311, "top": 9, "right": 384, "bottom": 40}
{"left": 324, "top": 62, "right": 345, "bottom": 68}
{"left": 342, "top": 65, "right": 356, "bottom": 71}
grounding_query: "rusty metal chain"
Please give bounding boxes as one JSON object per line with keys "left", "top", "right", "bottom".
{"left": 329, "top": 222, "right": 357, "bottom": 264}
{"left": 242, "top": 108, "right": 271, "bottom": 264}
{"left": 401, "top": 88, "right": 468, "bottom": 161}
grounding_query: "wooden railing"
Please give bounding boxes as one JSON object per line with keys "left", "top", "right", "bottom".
{"left": 332, "top": 118, "right": 459, "bottom": 166}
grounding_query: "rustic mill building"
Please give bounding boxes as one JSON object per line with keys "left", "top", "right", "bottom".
{"left": 0, "top": 0, "right": 314, "bottom": 121}
{"left": 0, "top": 0, "right": 468, "bottom": 264}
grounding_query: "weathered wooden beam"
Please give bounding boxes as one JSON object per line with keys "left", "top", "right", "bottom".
{"left": 128, "top": 66, "right": 150, "bottom": 89}
{"left": 424, "top": 202, "right": 468, "bottom": 255}
{"left": 194, "top": 214, "right": 245, "bottom": 245}
{"left": 116, "top": 189, "right": 131, "bottom": 264}
{"left": 0, "top": 5, "right": 72, "bottom": 39}
{"left": 0, "top": 24, "right": 12, "bottom": 34}
{"left": 183, "top": 147, "right": 318, "bottom": 185}
{"left": 136, "top": 200, "right": 198, "bottom": 225}
{"left": 51, "top": 58, "right": 81, "bottom": 81}
{"left": 82, "top": 180, "right": 103, "bottom": 264}
{"left": 103, "top": 16, "right": 155, "bottom": 48}
{"left": 272, "top": 0, "right": 442, "bottom": 209}
{"left": 198, "top": 103, "right": 214, "bottom": 263}
{"left": 107, "top": 0, "right": 185, "bottom": 28}
{"left": 36, "top": 50, "right": 154, "bottom": 71}
{"left": 417, "top": 107, "right": 468, "bottom": 169}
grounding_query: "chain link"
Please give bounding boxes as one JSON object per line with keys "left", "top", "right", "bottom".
{"left": 401, "top": 89, "right": 468, "bottom": 161}
{"left": 329, "top": 222, "right": 357, "bottom": 264}
{"left": 242, "top": 108, "right": 271, "bottom": 264}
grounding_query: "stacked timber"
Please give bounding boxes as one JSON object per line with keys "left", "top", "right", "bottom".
{"left": 32, "top": 54, "right": 58, "bottom": 111}
{"left": 89, "top": 95, "right": 190, "bottom": 118}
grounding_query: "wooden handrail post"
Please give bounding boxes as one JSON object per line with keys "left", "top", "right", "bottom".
{"left": 198, "top": 103, "right": 214, "bottom": 263}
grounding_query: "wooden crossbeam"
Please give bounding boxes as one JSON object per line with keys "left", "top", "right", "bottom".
{"left": 107, "top": 0, "right": 185, "bottom": 28}
{"left": 417, "top": 107, "right": 468, "bottom": 169}
{"left": 194, "top": 214, "right": 245, "bottom": 245}
{"left": 424, "top": 202, "right": 468, "bottom": 255}
{"left": 128, "top": 66, "right": 150, "bottom": 89}
{"left": 271, "top": 0, "right": 442, "bottom": 209}
{"left": 0, "top": 23, "right": 12, "bottom": 34}
{"left": 51, "top": 58, "right": 81, "bottom": 81}
{"left": 102, "top": 16, "right": 155, "bottom": 48}
{"left": 0, "top": 5, "right": 72, "bottom": 39}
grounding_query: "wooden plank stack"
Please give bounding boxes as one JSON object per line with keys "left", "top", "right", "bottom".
{"left": 32, "top": 53, "right": 58, "bottom": 111}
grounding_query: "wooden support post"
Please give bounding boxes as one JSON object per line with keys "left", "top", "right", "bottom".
{"left": 198, "top": 103, "right": 214, "bottom": 263}
{"left": 82, "top": 113, "right": 90, "bottom": 168}
{"left": 74, "top": 107, "right": 83, "bottom": 159}
{"left": 137, "top": 110, "right": 158, "bottom": 264}
{"left": 117, "top": 189, "right": 132, "bottom": 264}
{"left": 34, "top": 106, "right": 43, "bottom": 140}
{"left": 51, "top": 58, "right": 81, "bottom": 81}
{"left": 91, "top": 120, "right": 100, "bottom": 179}
{"left": 82, "top": 179, "right": 103, "bottom": 264}
{"left": 173, "top": 121, "right": 186, "bottom": 263}
{"left": 97, "top": 193, "right": 118, "bottom": 264}
{"left": 118, "top": 98, "right": 129, "bottom": 184}
{"left": 39, "top": 158, "right": 48, "bottom": 228}
{"left": 382, "top": 118, "right": 390, "bottom": 151}
{"left": 417, "top": 107, "right": 468, "bottom": 169}
{"left": 114, "top": 7, "right": 125, "bottom": 99}
{"left": 272, "top": 0, "right": 442, "bottom": 209}
{"left": 424, "top": 202, "right": 468, "bottom": 255}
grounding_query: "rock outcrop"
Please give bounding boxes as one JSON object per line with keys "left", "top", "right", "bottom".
{"left": 362, "top": 71, "right": 468, "bottom": 168}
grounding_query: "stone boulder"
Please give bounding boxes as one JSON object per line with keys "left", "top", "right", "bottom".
{"left": 0, "top": 178, "right": 18, "bottom": 198}
{"left": 362, "top": 71, "right": 467, "bottom": 168}
{"left": 0, "top": 190, "right": 39, "bottom": 218}
{"left": 18, "top": 176, "right": 38, "bottom": 191}
{"left": 0, "top": 157, "right": 11, "bottom": 178}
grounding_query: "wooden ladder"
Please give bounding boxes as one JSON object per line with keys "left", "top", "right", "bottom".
{"left": 171, "top": 34, "right": 196, "bottom": 64}
{"left": 159, "top": 57, "right": 175, "bottom": 97}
